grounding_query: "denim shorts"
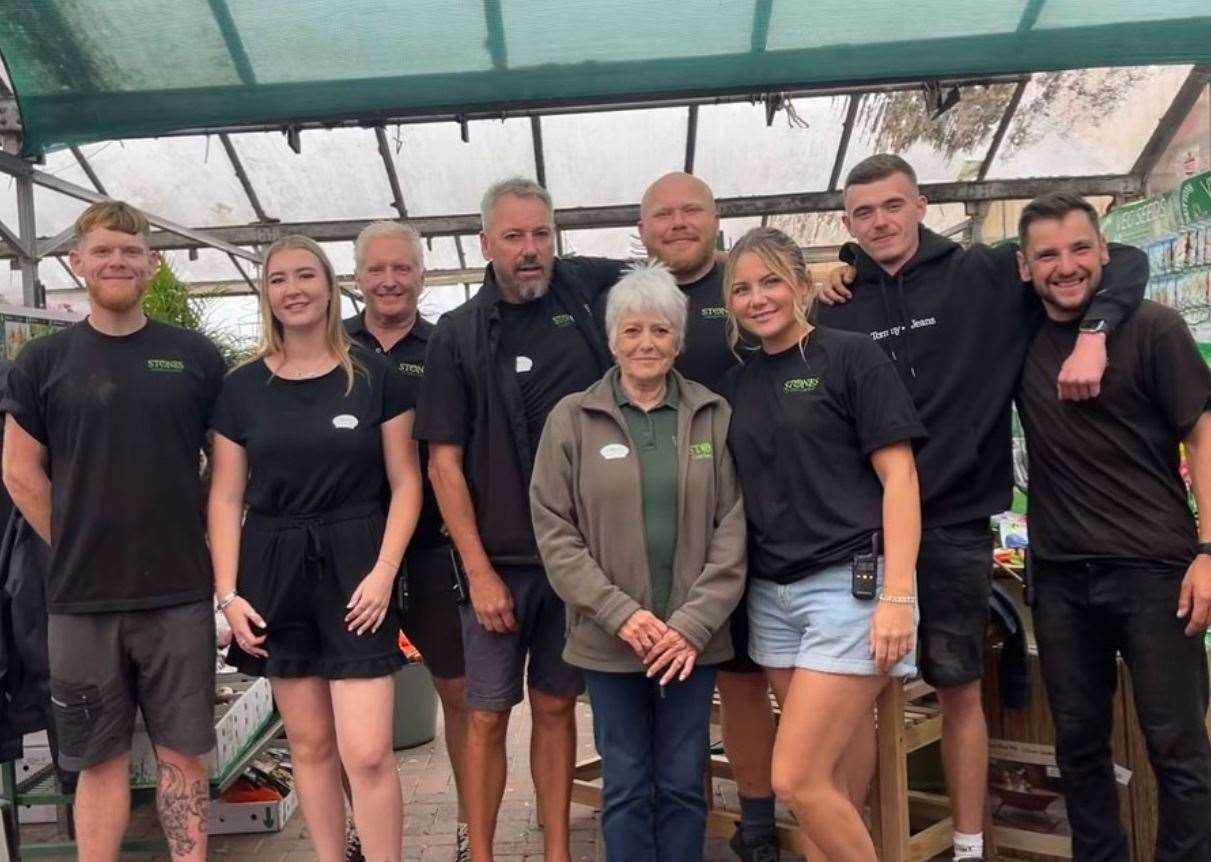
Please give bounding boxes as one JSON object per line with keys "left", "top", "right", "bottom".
{"left": 747, "top": 559, "right": 918, "bottom": 678}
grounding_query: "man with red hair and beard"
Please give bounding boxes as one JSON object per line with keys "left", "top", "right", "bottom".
{"left": 2, "top": 202, "right": 226, "bottom": 862}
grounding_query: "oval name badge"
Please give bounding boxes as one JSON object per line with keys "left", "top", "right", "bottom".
{"left": 516, "top": 356, "right": 534, "bottom": 373}
{"left": 600, "top": 443, "right": 629, "bottom": 460}
{"left": 332, "top": 414, "right": 359, "bottom": 430}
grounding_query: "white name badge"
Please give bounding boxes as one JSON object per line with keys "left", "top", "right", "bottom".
{"left": 600, "top": 443, "right": 629, "bottom": 460}
{"left": 332, "top": 414, "right": 359, "bottom": 430}
{"left": 516, "top": 356, "right": 533, "bottom": 373}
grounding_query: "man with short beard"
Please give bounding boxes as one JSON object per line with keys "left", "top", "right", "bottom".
{"left": 414, "top": 178, "right": 613, "bottom": 862}
{"left": 1015, "top": 192, "right": 1211, "bottom": 861}
{"left": 2, "top": 201, "right": 226, "bottom": 862}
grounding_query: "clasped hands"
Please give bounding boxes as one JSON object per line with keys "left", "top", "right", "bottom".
{"left": 618, "top": 609, "right": 698, "bottom": 685}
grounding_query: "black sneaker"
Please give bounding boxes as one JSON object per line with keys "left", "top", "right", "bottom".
{"left": 344, "top": 819, "right": 365, "bottom": 862}
{"left": 729, "top": 826, "right": 781, "bottom": 862}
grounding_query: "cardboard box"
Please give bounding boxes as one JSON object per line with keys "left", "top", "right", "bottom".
{"left": 207, "top": 786, "right": 298, "bottom": 835}
{"left": 130, "top": 674, "right": 274, "bottom": 786}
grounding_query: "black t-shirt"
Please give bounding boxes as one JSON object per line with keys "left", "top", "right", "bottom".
{"left": 344, "top": 314, "right": 444, "bottom": 549}
{"left": 211, "top": 346, "right": 414, "bottom": 516}
{"left": 496, "top": 292, "right": 602, "bottom": 460}
{"left": 675, "top": 264, "right": 747, "bottom": 392}
{"left": 1017, "top": 301, "right": 1211, "bottom": 567}
{"left": 720, "top": 326, "right": 926, "bottom": 583}
{"left": 1, "top": 319, "right": 225, "bottom": 613}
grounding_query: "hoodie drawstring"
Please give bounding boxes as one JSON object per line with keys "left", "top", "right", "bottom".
{"left": 877, "top": 273, "right": 918, "bottom": 380}
{"left": 894, "top": 275, "right": 918, "bottom": 379}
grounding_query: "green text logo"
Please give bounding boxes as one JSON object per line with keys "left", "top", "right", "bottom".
{"left": 689, "top": 442, "right": 713, "bottom": 459}
{"left": 783, "top": 377, "right": 820, "bottom": 394}
{"left": 700, "top": 306, "right": 728, "bottom": 320}
{"left": 398, "top": 362, "right": 424, "bottom": 378}
{"left": 147, "top": 359, "right": 185, "bottom": 373}
{"left": 552, "top": 313, "right": 575, "bottom": 328}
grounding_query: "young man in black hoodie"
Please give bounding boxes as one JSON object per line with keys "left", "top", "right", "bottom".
{"left": 816, "top": 154, "right": 1147, "bottom": 862}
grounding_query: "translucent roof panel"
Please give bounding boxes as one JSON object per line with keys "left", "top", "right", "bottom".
{"left": 838, "top": 84, "right": 1016, "bottom": 186}
{"left": 5, "top": 1, "right": 1210, "bottom": 155}
{"left": 79, "top": 137, "right": 257, "bottom": 226}
{"left": 390, "top": 119, "right": 535, "bottom": 217}
{"left": 543, "top": 109, "right": 686, "bottom": 207}
{"left": 695, "top": 97, "right": 847, "bottom": 198}
{"left": 987, "top": 65, "right": 1193, "bottom": 179}
{"left": 227, "top": 128, "right": 396, "bottom": 223}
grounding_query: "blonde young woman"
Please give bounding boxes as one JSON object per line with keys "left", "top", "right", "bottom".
{"left": 208, "top": 235, "right": 422, "bottom": 862}
{"left": 717, "top": 227, "right": 923, "bottom": 862}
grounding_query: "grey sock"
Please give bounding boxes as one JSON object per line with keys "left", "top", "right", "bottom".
{"left": 738, "top": 793, "right": 776, "bottom": 841}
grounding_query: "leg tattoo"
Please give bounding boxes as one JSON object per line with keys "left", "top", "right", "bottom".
{"left": 156, "top": 761, "right": 208, "bottom": 857}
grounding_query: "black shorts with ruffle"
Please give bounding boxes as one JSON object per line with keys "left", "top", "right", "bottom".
{"left": 226, "top": 501, "right": 405, "bottom": 680}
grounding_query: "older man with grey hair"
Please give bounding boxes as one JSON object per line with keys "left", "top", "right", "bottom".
{"left": 341, "top": 220, "right": 474, "bottom": 861}
{"left": 414, "top": 178, "right": 614, "bottom": 862}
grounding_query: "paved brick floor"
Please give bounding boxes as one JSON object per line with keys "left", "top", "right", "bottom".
{"left": 20, "top": 693, "right": 797, "bottom": 861}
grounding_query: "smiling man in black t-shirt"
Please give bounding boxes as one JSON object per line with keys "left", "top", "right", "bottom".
{"left": 415, "top": 178, "right": 612, "bottom": 862}
{"left": 1015, "top": 192, "right": 1211, "bottom": 861}
{"left": 2, "top": 202, "right": 225, "bottom": 862}
{"left": 342, "top": 220, "right": 473, "bottom": 860}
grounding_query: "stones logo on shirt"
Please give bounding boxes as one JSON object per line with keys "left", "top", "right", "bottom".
{"left": 147, "top": 358, "right": 186, "bottom": 373}
{"left": 552, "top": 313, "right": 575, "bottom": 328}
{"left": 783, "top": 376, "right": 821, "bottom": 394}
{"left": 700, "top": 306, "right": 728, "bottom": 320}
{"left": 397, "top": 361, "right": 424, "bottom": 378}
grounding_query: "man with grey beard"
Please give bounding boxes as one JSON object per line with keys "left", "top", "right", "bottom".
{"left": 414, "top": 177, "right": 613, "bottom": 862}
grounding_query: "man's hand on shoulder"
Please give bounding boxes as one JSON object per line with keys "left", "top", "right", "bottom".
{"left": 1178, "top": 553, "right": 1211, "bottom": 636}
{"left": 817, "top": 265, "right": 857, "bottom": 306}
{"left": 1057, "top": 332, "right": 1108, "bottom": 401}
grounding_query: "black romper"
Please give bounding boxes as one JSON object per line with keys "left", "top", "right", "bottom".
{"left": 211, "top": 346, "right": 415, "bottom": 678}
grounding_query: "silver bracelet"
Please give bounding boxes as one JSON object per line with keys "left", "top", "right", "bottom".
{"left": 878, "top": 592, "right": 916, "bottom": 606}
{"left": 216, "top": 591, "right": 239, "bottom": 611}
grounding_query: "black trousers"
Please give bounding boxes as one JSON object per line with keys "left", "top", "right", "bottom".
{"left": 1033, "top": 561, "right": 1211, "bottom": 862}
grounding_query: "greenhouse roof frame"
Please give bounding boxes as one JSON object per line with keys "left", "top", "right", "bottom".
{"left": 1, "top": 2, "right": 1210, "bottom": 306}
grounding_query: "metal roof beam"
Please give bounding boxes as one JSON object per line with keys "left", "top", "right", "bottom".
{"left": 0, "top": 150, "right": 261, "bottom": 263}
{"left": 0, "top": 173, "right": 1138, "bottom": 259}
{"left": 483, "top": 0, "right": 508, "bottom": 70}
{"left": 1131, "top": 64, "right": 1211, "bottom": 181}
{"left": 530, "top": 115, "right": 547, "bottom": 187}
{"left": 828, "top": 94, "right": 861, "bottom": 192}
{"left": 150, "top": 74, "right": 1030, "bottom": 139}
{"left": 751, "top": 0, "right": 773, "bottom": 52}
{"left": 219, "top": 133, "right": 274, "bottom": 222}
{"left": 70, "top": 145, "right": 108, "bottom": 195}
{"left": 208, "top": 0, "right": 258, "bottom": 85}
{"left": 977, "top": 78, "right": 1029, "bottom": 182}
{"left": 373, "top": 126, "right": 408, "bottom": 217}
{"left": 0, "top": 217, "right": 30, "bottom": 258}
{"left": 37, "top": 225, "right": 77, "bottom": 258}
{"left": 684, "top": 105, "right": 699, "bottom": 174}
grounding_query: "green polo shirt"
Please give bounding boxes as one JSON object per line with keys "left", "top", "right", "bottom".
{"left": 614, "top": 376, "right": 680, "bottom": 619}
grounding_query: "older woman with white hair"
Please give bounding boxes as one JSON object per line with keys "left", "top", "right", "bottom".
{"left": 530, "top": 263, "right": 746, "bottom": 862}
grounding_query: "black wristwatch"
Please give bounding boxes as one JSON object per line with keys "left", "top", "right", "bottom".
{"left": 1078, "top": 318, "right": 1109, "bottom": 335}
{"left": 1198, "top": 542, "right": 1211, "bottom": 557}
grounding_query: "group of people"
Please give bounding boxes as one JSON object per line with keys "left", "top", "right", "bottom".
{"left": 1, "top": 151, "right": 1209, "bottom": 862}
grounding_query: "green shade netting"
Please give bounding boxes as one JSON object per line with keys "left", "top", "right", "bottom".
{"left": 2, "top": 0, "right": 1211, "bottom": 157}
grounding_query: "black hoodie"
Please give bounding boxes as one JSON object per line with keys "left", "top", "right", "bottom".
{"left": 814, "top": 227, "right": 1148, "bottom": 529}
